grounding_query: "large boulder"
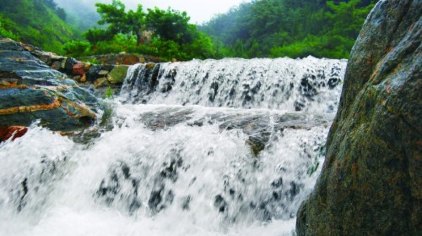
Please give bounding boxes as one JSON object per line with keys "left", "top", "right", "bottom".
{"left": 0, "top": 38, "right": 101, "bottom": 132}
{"left": 296, "top": 1, "right": 421, "bottom": 235}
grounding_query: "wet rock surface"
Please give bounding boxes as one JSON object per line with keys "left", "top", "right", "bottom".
{"left": 0, "top": 126, "right": 28, "bottom": 142}
{"left": 297, "top": 1, "right": 422, "bottom": 235}
{"left": 116, "top": 106, "right": 329, "bottom": 156}
{"left": 0, "top": 38, "right": 101, "bottom": 132}
{"left": 0, "top": 38, "right": 136, "bottom": 89}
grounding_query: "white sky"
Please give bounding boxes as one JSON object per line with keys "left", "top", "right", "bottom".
{"left": 124, "top": 0, "right": 248, "bottom": 24}
{"left": 56, "top": 0, "right": 248, "bottom": 24}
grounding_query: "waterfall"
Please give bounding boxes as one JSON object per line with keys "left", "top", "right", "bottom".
{"left": 121, "top": 57, "right": 346, "bottom": 113}
{"left": 0, "top": 57, "right": 347, "bottom": 236}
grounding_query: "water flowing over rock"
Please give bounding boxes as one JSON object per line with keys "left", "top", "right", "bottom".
{"left": 0, "top": 38, "right": 100, "bottom": 132}
{"left": 297, "top": 0, "right": 422, "bottom": 235}
{"left": 121, "top": 57, "right": 347, "bottom": 113}
{"left": 0, "top": 41, "right": 347, "bottom": 235}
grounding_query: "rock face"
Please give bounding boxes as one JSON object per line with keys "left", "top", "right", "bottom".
{"left": 0, "top": 38, "right": 131, "bottom": 89}
{"left": 297, "top": 0, "right": 421, "bottom": 235}
{"left": 0, "top": 38, "right": 101, "bottom": 132}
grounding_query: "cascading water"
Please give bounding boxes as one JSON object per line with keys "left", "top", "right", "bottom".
{"left": 0, "top": 57, "right": 347, "bottom": 236}
{"left": 121, "top": 57, "right": 345, "bottom": 112}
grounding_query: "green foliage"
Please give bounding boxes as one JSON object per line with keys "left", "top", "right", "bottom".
{"left": 63, "top": 40, "right": 90, "bottom": 57}
{"left": 68, "top": 0, "right": 221, "bottom": 61}
{"left": 0, "top": 15, "right": 19, "bottom": 40}
{"left": 0, "top": 0, "right": 375, "bottom": 60}
{"left": 202, "top": 0, "right": 376, "bottom": 59}
{"left": 85, "top": 28, "right": 114, "bottom": 45}
{"left": 146, "top": 8, "right": 193, "bottom": 44}
{"left": 0, "top": 0, "right": 78, "bottom": 54}
{"left": 96, "top": 0, "right": 146, "bottom": 45}
{"left": 104, "top": 86, "right": 114, "bottom": 99}
{"left": 271, "top": 35, "right": 352, "bottom": 58}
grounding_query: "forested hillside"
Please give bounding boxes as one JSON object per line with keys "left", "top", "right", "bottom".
{"left": 0, "top": 0, "right": 77, "bottom": 53}
{"left": 201, "top": 0, "right": 376, "bottom": 58}
{"left": 0, "top": 0, "right": 377, "bottom": 59}
{"left": 54, "top": 0, "right": 100, "bottom": 32}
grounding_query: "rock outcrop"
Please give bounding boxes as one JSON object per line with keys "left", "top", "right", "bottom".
{"left": 0, "top": 38, "right": 132, "bottom": 89}
{"left": 0, "top": 38, "right": 101, "bottom": 132}
{"left": 297, "top": 0, "right": 421, "bottom": 235}
{"left": 80, "top": 53, "right": 161, "bottom": 65}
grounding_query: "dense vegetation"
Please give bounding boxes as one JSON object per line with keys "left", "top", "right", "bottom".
{"left": 63, "top": 0, "right": 219, "bottom": 61}
{"left": 0, "top": 0, "right": 77, "bottom": 53}
{"left": 0, "top": 0, "right": 376, "bottom": 60}
{"left": 201, "top": 0, "right": 376, "bottom": 58}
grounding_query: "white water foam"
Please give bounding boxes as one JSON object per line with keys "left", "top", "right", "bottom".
{"left": 0, "top": 57, "right": 345, "bottom": 235}
{"left": 121, "top": 57, "right": 347, "bottom": 113}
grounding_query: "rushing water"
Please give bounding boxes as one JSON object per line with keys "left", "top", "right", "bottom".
{"left": 0, "top": 57, "right": 346, "bottom": 236}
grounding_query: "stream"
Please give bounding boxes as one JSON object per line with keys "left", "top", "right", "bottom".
{"left": 0, "top": 56, "right": 346, "bottom": 236}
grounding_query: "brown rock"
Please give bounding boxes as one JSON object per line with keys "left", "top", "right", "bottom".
{"left": 80, "top": 74, "right": 87, "bottom": 83}
{"left": 0, "top": 126, "right": 28, "bottom": 141}
{"left": 84, "top": 62, "right": 92, "bottom": 71}
{"left": 94, "top": 77, "right": 108, "bottom": 88}
{"left": 72, "top": 62, "right": 86, "bottom": 76}
{"left": 122, "top": 54, "right": 140, "bottom": 65}
{"left": 98, "top": 70, "right": 109, "bottom": 76}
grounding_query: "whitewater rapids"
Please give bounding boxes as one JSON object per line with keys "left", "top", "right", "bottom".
{"left": 0, "top": 57, "right": 347, "bottom": 236}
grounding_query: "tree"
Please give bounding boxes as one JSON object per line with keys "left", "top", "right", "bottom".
{"left": 55, "top": 7, "right": 66, "bottom": 20}
{"left": 95, "top": 0, "right": 146, "bottom": 45}
{"left": 61, "top": 0, "right": 220, "bottom": 60}
{"left": 325, "top": 0, "right": 374, "bottom": 39}
{"left": 85, "top": 28, "right": 114, "bottom": 45}
{"left": 146, "top": 8, "right": 194, "bottom": 44}
{"left": 201, "top": 0, "right": 376, "bottom": 58}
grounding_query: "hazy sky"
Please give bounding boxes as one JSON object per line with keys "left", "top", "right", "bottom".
{"left": 55, "top": 0, "right": 248, "bottom": 24}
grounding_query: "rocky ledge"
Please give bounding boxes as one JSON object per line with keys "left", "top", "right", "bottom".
{"left": 297, "top": 0, "right": 421, "bottom": 235}
{"left": 0, "top": 38, "right": 135, "bottom": 88}
{"left": 0, "top": 38, "right": 103, "bottom": 134}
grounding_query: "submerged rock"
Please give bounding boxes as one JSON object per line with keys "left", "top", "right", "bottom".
{"left": 0, "top": 38, "right": 101, "bottom": 132}
{"left": 297, "top": 0, "right": 421, "bottom": 235}
{"left": 121, "top": 106, "right": 329, "bottom": 156}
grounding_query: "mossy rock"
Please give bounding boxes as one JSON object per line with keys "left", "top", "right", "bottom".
{"left": 107, "top": 65, "right": 129, "bottom": 84}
